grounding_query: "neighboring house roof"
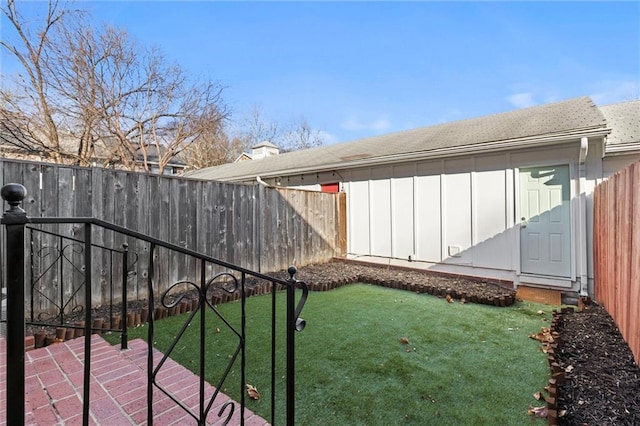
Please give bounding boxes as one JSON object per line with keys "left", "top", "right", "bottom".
{"left": 187, "top": 96, "right": 609, "bottom": 182}
{"left": 599, "top": 100, "right": 640, "bottom": 155}
{"left": 234, "top": 152, "right": 253, "bottom": 162}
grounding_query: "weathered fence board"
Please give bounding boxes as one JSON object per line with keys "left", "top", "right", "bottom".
{"left": 594, "top": 160, "right": 640, "bottom": 365}
{"left": 0, "top": 158, "right": 345, "bottom": 314}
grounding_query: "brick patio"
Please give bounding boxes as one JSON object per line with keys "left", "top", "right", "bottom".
{"left": 0, "top": 335, "right": 268, "bottom": 425}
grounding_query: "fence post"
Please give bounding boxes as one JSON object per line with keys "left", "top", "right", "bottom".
{"left": 1, "top": 183, "right": 28, "bottom": 426}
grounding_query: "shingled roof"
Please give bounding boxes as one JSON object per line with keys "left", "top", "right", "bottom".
{"left": 599, "top": 100, "right": 640, "bottom": 154}
{"left": 188, "top": 96, "right": 608, "bottom": 182}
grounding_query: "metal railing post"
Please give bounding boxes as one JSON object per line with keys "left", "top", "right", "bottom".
{"left": 121, "top": 243, "right": 129, "bottom": 350}
{"left": 286, "top": 266, "right": 297, "bottom": 426}
{"left": 82, "top": 223, "right": 92, "bottom": 426}
{"left": 285, "top": 266, "right": 308, "bottom": 426}
{"left": 1, "top": 183, "right": 28, "bottom": 426}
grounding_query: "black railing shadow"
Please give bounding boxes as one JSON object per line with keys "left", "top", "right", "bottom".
{"left": 1, "top": 183, "right": 308, "bottom": 426}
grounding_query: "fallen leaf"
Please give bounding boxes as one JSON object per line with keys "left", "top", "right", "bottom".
{"left": 537, "top": 310, "right": 545, "bottom": 315}
{"left": 446, "top": 294, "right": 453, "bottom": 303}
{"left": 405, "top": 346, "right": 412, "bottom": 352}
{"left": 558, "top": 409, "right": 567, "bottom": 417}
{"left": 246, "top": 384, "right": 260, "bottom": 400}
{"left": 565, "top": 365, "right": 574, "bottom": 373}
{"left": 528, "top": 327, "right": 555, "bottom": 344}
{"left": 460, "top": 298, "right": 466, "bottom": 304}
{"left": 215, "top": 327, "right": 221, "bottom": 333}
{"left": 400, "top": 337, "right": 410, "bottom": 344}
{"left": 533, "top": 391, "right": 543, "bottom": 401}
{"left": 527, "top": 405, "right": 548, "bottom": 418}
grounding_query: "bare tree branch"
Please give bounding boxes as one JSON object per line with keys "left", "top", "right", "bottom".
{"left": 1, "top": 0, "right": 229, "bottom": 173}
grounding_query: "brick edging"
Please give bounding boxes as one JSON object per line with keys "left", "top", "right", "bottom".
{"left": 544, "top": 306, "right": 575, "bottom": 425}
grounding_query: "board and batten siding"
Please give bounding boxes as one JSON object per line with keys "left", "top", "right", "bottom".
{"left": 337, "top": 141, "right": 620, "bottom": 288}
{"left": 343, "top": 155, "right": 513, "bottom": 273}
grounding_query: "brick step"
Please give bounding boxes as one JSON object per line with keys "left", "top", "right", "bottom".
{"left": 0, "top": 335, "right": 268, "bottom": 425}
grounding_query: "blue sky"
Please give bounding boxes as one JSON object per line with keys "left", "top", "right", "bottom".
{"left": 2, "top": 1, "right": 639, "bottom": 144}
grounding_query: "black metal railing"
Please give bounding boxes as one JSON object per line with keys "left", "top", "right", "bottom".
{"left": 26, "top": 225, "right": 137, "bottom": 349}
{"left": 1, "top": 183, "right": 308, "bottom": 426}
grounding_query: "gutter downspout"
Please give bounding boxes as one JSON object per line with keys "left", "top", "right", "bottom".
{"left": 256, "top": 175, "right": 270, "bottom": 187}
{"left": 578, "top": 137, "right": 589, "bottom": 296}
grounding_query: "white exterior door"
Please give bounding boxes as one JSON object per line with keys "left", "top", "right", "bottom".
{"left": 519, "top": 165, "right": 571, "bottom": 277}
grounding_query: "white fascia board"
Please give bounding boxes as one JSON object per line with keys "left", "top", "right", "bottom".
{"left": 603, "top": 141, "right": 640, "bottom": 156}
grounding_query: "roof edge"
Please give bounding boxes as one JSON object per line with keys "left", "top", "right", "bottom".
{"left": 604, "top": 141, "right": 640, "bottom": 156}
{"left": 213, "top": 127, "right": 611, "bottom": 182}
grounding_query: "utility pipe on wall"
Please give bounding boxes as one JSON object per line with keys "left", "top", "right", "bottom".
{"left": 578, "top": 137, "right": 589, "bottom": 296}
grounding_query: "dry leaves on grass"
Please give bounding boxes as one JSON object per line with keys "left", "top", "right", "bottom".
{"left": 246, "top": 384, "right": 260, "bottom": 400}
{"left": 399, "top": 336, "right": 416, "bottom": 352}
{"left": 528, "top": 405, "right": 548, "bottom": 418}
{"left": 528, "top": 326, "right": 559, "bottom": 354}
{"left": 528, "top": 326, "right": 556, "bottom": 343}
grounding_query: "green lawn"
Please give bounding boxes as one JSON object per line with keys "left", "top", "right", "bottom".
{"left": 115, "top": 284, "right": 550, "bottom": 425}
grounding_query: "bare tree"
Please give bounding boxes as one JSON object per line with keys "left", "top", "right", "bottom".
{"left": 88, "top": 35, "right": 228, "bottom": 172}
{"left": 231, "top": 107, "right": 326, "bottom": 156}
{"left": 235, "top": 105, "right": 280, "bottom": 149}
{"left": 1, "top": 0, "right": 228, "bottom": 173}
{"left": 0, "top": 102, "right": 42, "bottom": 155}
{"left": 0, "top": 0, "right": 70, "bottom": 162}
{"left": 280, "top": 117, "right": 326, "bottom": 152}
{"left": 181, "top": 124, "right": 245, "bottom": 170}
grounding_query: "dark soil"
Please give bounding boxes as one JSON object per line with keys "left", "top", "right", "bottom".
{"left": 24, "top": 259, "right": 640, "bottom": 424}
{"left": 555, "top": 303, "right": 640, "bottom": 425}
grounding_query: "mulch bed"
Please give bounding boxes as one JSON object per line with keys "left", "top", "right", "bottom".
{"left": 553, "top": 303, "right": 639, "bottom": 425}
{"left": 277, "top": 259, "right": 517, "bottom": 306}
{"left": 21, "top": 259, "right": 639, "bottom": 424}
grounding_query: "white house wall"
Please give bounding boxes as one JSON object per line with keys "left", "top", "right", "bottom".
{"left": 347, "top": 171, "right": 370, "bottom": 255}
{"left": 339, "top": 142, "right": 594, "bottom": 290}
{"left": 414, "top": 167, "right": 441, "bottom": 262}
{"left": 391, "top": 165, "right": 415, "bottom": 259}
{"left": 473, "top": 163, "right": 510, "bottom": 270}
{"left": 267, "top": 138, "right": 639, "bottom": 293}
{"left": 443, "top": 160, "right": 473, "bottom": 265}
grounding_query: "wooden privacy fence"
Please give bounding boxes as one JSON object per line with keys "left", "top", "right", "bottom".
{"left": 593, "top": 160, "right": 640, "bottom": 365}
{"left": 0, "top": 159, "right": 346, "bottom": 313}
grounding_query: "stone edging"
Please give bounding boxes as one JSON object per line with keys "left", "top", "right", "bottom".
{"left": 24, "top": 263, "right": 518, "bottom": 350}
